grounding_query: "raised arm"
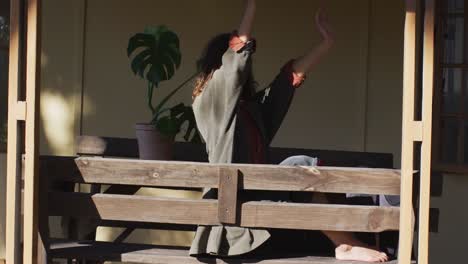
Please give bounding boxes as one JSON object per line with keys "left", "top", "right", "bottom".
{"left": 255, "top": 9, "right": 334, "bottom": 144}
{"left": 238, "top": 0, "right": 256, "bottom": 42}
{"left": 219, "top": 0, "right": 257, "bottom": 84}
{"left": 292, "top": 9, "right": 334, "bottom": 77}
{"left": 195, "top": 0, "right": 257, "bottom": 136}
{"left": 229, "top": 0, "right": 256, "bottom": 52}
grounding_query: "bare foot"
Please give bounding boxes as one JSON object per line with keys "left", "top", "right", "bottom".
{"left": 335, "top": 244, "right": 388, "bottom": 263}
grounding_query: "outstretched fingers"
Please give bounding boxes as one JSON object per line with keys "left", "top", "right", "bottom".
{"left": 315, "top": 8, "right": 334, "bottom": 47}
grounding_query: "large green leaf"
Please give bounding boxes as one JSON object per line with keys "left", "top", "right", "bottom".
{"left": 169, "top": 103, "right": 201, "bottom": 142}
{"left": 155, "top": 116, "right": 179, "bottom": 137}
{"left": 127, "top": 25, "right": 182, "bottom": 86}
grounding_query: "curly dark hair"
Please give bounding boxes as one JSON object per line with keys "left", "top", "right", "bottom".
{"left": 193, "top": 33, "right": 256, "bottom": 99}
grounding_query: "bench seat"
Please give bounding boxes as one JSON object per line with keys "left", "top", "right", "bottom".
{"left": 50, "top": 240, "right": 400, "bottom": 264}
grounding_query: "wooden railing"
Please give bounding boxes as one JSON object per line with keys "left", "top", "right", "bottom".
{"left": 36, "top": 142, "right": 404, "bottom": 263}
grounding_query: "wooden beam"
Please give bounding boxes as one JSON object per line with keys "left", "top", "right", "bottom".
{"left": 73, "top": 157, "right": 402, "bottom": 195}
{"left": 399, "top": 0, "right": 418, "bottom": 264}
{"left": 412, "top": 121, "right": 423, "bottom": 141}
{"left": 418, "top": 0, "right": 435, "bottom": 263}
{"left": 241, "top": 202, "right": 399, "bottom": 233}
{"left": 6, "top": 0, "right": 23, "bottom": 263}
{"left": 48, "top": 192, "right": 219, "bottom": 225}
{"left": 14, "top": 101, "right": 26, "bottom": 121}
{"left": 217, "top": 168, "right": 239, "bottom": 224}
{"left": 49, "top": 240, "right": 400, "bottom": 264}
{"left": 23, "top": 0, "right": 42, "bottom": 262}
{"left": 48, "top": 192, "right": 400, "bottom": 233}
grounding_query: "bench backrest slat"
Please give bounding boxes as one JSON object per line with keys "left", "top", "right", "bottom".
{"left": 48, "top": 192, "right": 399, "bottom": 233}
{"left": 72, "top": 157, "right": 401, "bottom": 195}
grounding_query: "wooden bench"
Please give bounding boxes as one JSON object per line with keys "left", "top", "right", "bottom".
{"left": 37, "top": 136, "right": 401, "bottom": 264}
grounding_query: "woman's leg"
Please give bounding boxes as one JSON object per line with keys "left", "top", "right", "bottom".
{"left": 280, "top": 156, "right": 389, "bottom": 262}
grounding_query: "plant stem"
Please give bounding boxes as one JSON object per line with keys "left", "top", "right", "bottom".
{"left": 148, "top": 81, "right": 156, "bottom": 115}
{"left": 153, "top": 71, "right": 199, "bottom": 120}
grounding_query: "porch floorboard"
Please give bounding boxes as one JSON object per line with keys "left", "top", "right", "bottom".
{"left": 49, "top": 240, "right": 401, "bottom": 264}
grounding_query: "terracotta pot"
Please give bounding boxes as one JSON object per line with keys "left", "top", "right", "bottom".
{"left": 135, "top": 123, "right": 174, "bottom": 160}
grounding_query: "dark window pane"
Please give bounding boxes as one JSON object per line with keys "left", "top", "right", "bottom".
{"left": 0, "top": 16, "right": 8, "bottom": 46}
{"left": 441, "top": 118, "right": 460, "bottom": 163}
{"left": 0, "top": 47, "right": 7, "bottom": 151}
{"left": 442, "top": 68, "right": 462, "bottom": 113}
{"left": 464, "top": 121, "right": 468, "bottom": 164}
{"left": 464, "top": 70, "right": 468, "bottom": 114}
{"left": 443, "top": 17, "right": 465, "bottom": 64}
{"left": 446, "top": 0, "right": 465, "bottom": 14}
{"left": 0, "top": 2, "right": 8, "bottom": 152}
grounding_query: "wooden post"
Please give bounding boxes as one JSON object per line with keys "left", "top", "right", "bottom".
{"left": 400, "top": 0, "right": 435, "bottom": 263}
{"left": 22, "top": 0, "right": 42, "bottom": 263}
{"left": 399, "top": 0, "right": 418, "bottom": 263}
{"left": 6, "top": 0, "right": 24, "bottom": 263}
{"left": 418, "top": 0, "right": 435, "bottom": 263}
{"left": 217, "top": 168, "right": 239, "bottom": 225}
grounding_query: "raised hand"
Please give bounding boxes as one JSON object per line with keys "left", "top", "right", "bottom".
{"left": 315, "top": 8, "right": 334, "bottom": 48}
{"left": 292, "top": 8, "right": 334, "bottom": 77}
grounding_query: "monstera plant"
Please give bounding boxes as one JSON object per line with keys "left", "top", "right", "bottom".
{"left": 128, "top": 25, "right": 200, "bottom": 160}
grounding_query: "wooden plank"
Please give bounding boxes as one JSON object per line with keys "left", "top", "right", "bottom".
{"left": 399, "top": 1, "right": 418, "bottom": 264}
{"left": 217, "top": 168, "right": 239, "bottom": 224}
{"left": 6, "top": 0, "right": 23, "bottom": 263}
{"left": 74, "top": 157, "right": 402, "bottom": 195}
{"left": 14, "top": 101, "right": 26, "bottom": 121}
{"left": 241, "top": 202, "right": 399, "bottom": 233}
{"left": 49, "top": 240, "right": 400, "bottom": 264}
{"left": 412, "top": 121, "right": 423, "bottom": 141}
{"left": 49, "top": 192, "right": 219, "bottom": 226}
{"left": 23, "top": 0, "right": 42, "bottom": 262}
{"left": 418, "top": 0, "right": 435, "bottom": 263}
{"left": 48, "top": 192, "right": 400, "bottom": 233}
{"left": 97, "top": 221, "right": 197, "bottom": 231}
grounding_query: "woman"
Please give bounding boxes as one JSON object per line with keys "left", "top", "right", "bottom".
{"left": 190, "top": 1, "right": 388, "bottom": 262}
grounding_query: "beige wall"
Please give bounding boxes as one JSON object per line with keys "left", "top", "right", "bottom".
{"left": 82, "top": 0, "right": 373, "bottom": 154}
{"left": 366, "top": 0, "right": 405, "bottom": 167}
{"left": 40, "top": 0, "right": 85, "bottom": 156}
{"left": 38, "top": 0, "right": 406, "bottom": 163}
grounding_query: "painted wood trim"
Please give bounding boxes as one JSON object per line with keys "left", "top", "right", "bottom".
{"left": 22, "top": 0, "right": 42, "bottom": 262}
{"left": 399, "top": 1, "right": 418, "bottom": 264}
{"left": 14, "top": 101, "right": 26, "bottom": 121}
{"left": 6, "top": 0, "right": 23, "bottom": 263}
{"left": 418, "top": 0, "right": 436, "bottom": 263}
